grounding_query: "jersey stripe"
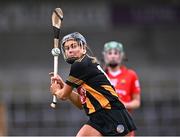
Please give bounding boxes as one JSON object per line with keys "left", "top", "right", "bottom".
{"left": 67, "top": 76, "right": 84, "bottom": 86}
{"left": 92, "top": 84, "right": 125, "bottom": 110}
{"left": 86, "top": 92, "right": 100, "bottom": 114}
{"left": 85, "top": 96, "right": 96, "bottom": 114}
{"left": 101, "top": 85, "right": 118, "bottom": 97}
{"left": 83, "top": 83, "right": 111, "bottom": 110}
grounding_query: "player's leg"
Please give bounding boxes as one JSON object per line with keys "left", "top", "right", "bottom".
{"left": 76, "top": 124, "right": 102, "bottom": 136}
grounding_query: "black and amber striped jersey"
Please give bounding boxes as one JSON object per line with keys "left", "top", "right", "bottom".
{"left": 66, "top": 55, "right": 125, "bottom": 115}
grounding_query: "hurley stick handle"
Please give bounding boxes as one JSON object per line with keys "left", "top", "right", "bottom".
{"left": 50, "top": 8, "right": 63, "bottom": 108}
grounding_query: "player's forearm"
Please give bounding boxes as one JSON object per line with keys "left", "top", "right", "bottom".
{"left": 123, "top": 100, "right": 141, "bottom": 109}
{"left": 68, "top": 91, "right": 83, "bottom": 109}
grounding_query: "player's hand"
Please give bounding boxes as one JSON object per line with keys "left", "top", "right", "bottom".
{"left": 49, "top": 72, "right": 64, "bottom": 88}
{"left": 50, "top": 83, "right": 61, "bottom": 95}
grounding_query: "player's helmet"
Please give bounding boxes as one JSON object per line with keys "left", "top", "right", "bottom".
{"left": 103, "top": 41, "right": 124, "bottom": 67}
{"left": 61, "top": 32, "right": 87, "bottom": 64}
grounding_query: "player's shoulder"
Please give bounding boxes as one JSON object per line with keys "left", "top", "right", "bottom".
{"left": 125, "top": 66, "right": 138, "bottom": 76}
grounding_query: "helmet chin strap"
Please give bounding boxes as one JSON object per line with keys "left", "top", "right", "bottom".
{"left": 66, "top": 57, "right": 79, "bottom": 64}
{"left": 66, "top": 54, "right": 86, "bottom": 64}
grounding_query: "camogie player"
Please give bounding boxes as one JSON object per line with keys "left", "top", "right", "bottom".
{"left": 103, "top": 41, "right": 141, "bottom": 137}
{"left": 49, "top": 32, "right": 136, "bottom": 136}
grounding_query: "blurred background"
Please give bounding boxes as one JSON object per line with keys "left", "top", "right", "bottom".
{"left": 0, "top": 0, "right": 180, "bottom": 136}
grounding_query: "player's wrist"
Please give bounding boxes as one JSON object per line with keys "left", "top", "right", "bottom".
{"left": 54, "top": 89, "right": 61, "bottom": 97}
{"left": 55, "top": 89, "right": 67, "bottom": 101}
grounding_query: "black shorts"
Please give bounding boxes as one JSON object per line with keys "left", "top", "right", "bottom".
{"left": 87, "top": 109, "right": 136, "bottom": 136}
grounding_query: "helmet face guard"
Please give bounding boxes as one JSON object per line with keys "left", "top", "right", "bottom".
{"left": 61, "top": 32, "right": 87, "bottom": 64}
{"left": 103, "top": 41, "right": 124, "bottom": 67}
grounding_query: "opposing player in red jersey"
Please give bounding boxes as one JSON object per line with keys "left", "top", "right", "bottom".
{"left": 103, "top": 41, "right": 141, "bottom": 137}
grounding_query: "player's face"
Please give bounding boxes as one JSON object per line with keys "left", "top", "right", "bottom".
{"left": 104, "top": 49, "right": 123, "bottom": 66}
{"left": 64, "top": 40, "right": 85, "bottom": 59}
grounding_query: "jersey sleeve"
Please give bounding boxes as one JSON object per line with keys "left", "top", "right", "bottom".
{"left": 130, "top": 70, "right": 141, "bottom": 94}
{"left": 66, "top": 61, "right": 88, "bottom": 88}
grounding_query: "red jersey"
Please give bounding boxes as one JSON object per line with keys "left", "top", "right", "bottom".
{"left": 106, "top": 66, "right": 141, "bottom": 103}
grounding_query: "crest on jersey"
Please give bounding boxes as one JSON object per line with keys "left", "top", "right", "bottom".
{"left": 77, "top": 86, "right": 87, "bottom": 104}
{"left": 121, "top": 79, "right": 126, "bottom": 84}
